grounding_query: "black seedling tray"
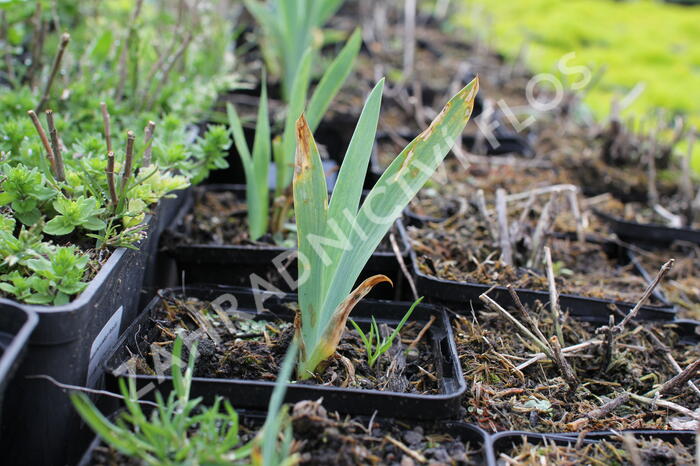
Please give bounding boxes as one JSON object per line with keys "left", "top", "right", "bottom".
{"left": 104, "top": 285, "right": 467, "bottom": 420}
{"left": 488, "top": 430, "right": 696, "bottom": 466}
{"left": 163, "top": 184, "right": 410, "bottom": 301}
{"left": 401, "top": 221, "right": 677, "bottom": 322}
{"left": 594, "top": 208, "right": 700, "bottom": 246}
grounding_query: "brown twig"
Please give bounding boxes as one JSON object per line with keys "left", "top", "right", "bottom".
{"left": 645, "top": 358, "right": 700, "bottom": 397}
{"left": 105, "top": 151, "right": 118, "bottom": 207}
{"left": 119, "top": 131, "right": 136, "bottom": 201}
{"left": 27, "top": 110, "right": 56, "bottom": 177}
{"left": 45, "top": 110, "right": 65, "bottom": 182}
{"left": 600, "top": 314, "right": 616, "bottom": 373}
{"left": 630, "top": 393, "right": 700, "bottom": 421}
{"left": 568, "top": 392, "right": 630, "bottom": 430}
{"left": 644, "top": 328, "right": 700, "bottom": 396}
{"left": 614, "top": 259, "right": 674, "bottom": 331}
{"left": 36, "top": 33, "right": 70, "bottom": 113}
{"left": 507, "top": 285, "right": 548, "bottom": 344}
{"left": 496, "top": 188, "right": 512, "bottom": 266}
{"left": 516, "top": 339, "right": 602, "bottom": 371}
{"left": 544, "top": 246, "right": 564, "bottom": 343}
{"left": 100, "top": 102, "right": 112, "bottom": 153}
{"left": 384, "top": 435, "right": 427, "bottom": 463}
{"left": 549, "top": 335, "right": 578, "bottom": 392}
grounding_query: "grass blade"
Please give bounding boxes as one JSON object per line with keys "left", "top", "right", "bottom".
{"left": 249, "top": 79, "right": 271, "bottom": 240}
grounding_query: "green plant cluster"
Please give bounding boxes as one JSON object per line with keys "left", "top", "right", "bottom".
{"left": 0, "top": 1, "right": 236, "bottom": 304}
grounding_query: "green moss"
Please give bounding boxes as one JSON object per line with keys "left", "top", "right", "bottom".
{"left": 459, "top": 0, "right": 700, "bottom": 169}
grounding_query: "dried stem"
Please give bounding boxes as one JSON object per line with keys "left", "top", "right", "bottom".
{"left": 389, "top": 232, "right": 417, "bottom": 301}
{"left": 507, "top": 285, "right": 548, "bottom": 345}
{"left": 550, "top": 335, "right": 579, "bottom": 392}
{"left": 105, "top": 151, "right": 118, "bottom": 207}
{"left": 614, "top": 259, "right": 674, "bottom": 331}
{"left": 496, "top": 189, "right": 513, "bottom": 266}
{"left": 45, "top": 110, "right": 65, "bottom": 182}
{"left": 100, "top": 102, "right": 112, "bottom": 153}
{"left": 407, "top": 315, "right": 436, "bottom": 354}
{"left": 646, "top": 129, "right": 659, "bottom": 207}
{"left": 600, "top": 314, "right": 616, "bottom": 373}
{"left": 629, "top": 393, "right": 700, "bottom": 421}
{"left": 645, "top": 358, "right": 700, "bottom": 398}
{"left": 141, "top": 121, "right": 156, "bottom": 169}
{"left": 516, "top": 339, "right": 601, "bottom": 371}
{"left": 479, "top": 292, "right": 553, "bottom": 358}
{"left": 544, "top": 246, "right": 564, "bottom": 344}
{"left": 526, "top": 192, "right": 555, "bottom": 268}
{"left": 402, "top": 0, "right": 416, "bottom": 83}
{"left": 119, "top": 131, "right": 136, "bottom": 201}
{"left": 27, "top": 110, "right": 57, "bottom": 177}
{"left": 36, "top": 33, "right": 70, "bottom": 113}
{"left": 644, "top": 328, "right": 700, "bottom": 396}
{"left": 474, "top": 189, "right": 498, "bottom": 242}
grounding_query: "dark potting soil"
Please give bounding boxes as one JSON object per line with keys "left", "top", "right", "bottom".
{"left": 408, "top": 208, "right": 660, "bottom": 305}
{"left": 180, "top": 190, "right": 401, "bottom": 253}
{"left": 128, "top": 294, "right": 440, "bottom": 394}
{"left": 499, "top": 435, "right": 695, "bottom": 465}
{"left": 454, "top": 305, "right": 700, "bottom": 433}
{"left": 85, "top": 400, "right": 481, "bottom": 465}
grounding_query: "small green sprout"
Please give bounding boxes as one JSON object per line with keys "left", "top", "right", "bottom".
{"left": 350, "top": 297, "right": 424, "bottom": 368}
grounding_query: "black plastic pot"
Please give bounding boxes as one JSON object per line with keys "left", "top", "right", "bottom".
{"left": 594, "top": 208, "right": 700, "bottom": 246}
{"left": 401, "top": 220, "right": 677, "bottom": 322}
{"left": 104, "top": 285, "right": 467, "bottom": 420}
{"left": 0, "top": 302, "right": 37, "bottom": 424}
{"left": 0, "top": 218, "right": 156, "bottom": 466}
{"left": 162, "top": 184, "right": 411, "bottom": 301}
{"left": 488, "top": 430, "right": 696, "bottom": 466}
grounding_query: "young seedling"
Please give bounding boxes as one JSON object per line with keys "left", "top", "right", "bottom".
{"left": 71, "top": 336, "right": 300, "bottom": 465}
{"left": 350, "top": 296, "right": 423, "bottom": 368}
{"left": 227, "top": 30, "right": 362, "bottom": 239}
{"left": 243, "top": 0, "right": 346, "bottom": 100}
{"left": 292, "top": 76, "right": 479, "bottom": 379}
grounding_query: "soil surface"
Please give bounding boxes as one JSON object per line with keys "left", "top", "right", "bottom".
{"left": 498, "top": 435, "right": 694, "bottom": 466}
{"left": 128, "top": 293, "right": 440, "bottom": 394}
{"left": 408, "top": 206, "right": 662, "bottom": 305}
{"left": 454, "top": 304, "right": 699, "bottom": 432}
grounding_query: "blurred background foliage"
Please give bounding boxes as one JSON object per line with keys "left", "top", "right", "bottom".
{"left": 460, "top": 0, "right": 700, "bottom": 169}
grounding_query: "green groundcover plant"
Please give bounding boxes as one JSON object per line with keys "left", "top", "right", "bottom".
{"left": 0, "top": 1, "right": 238, "bottom": 304}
